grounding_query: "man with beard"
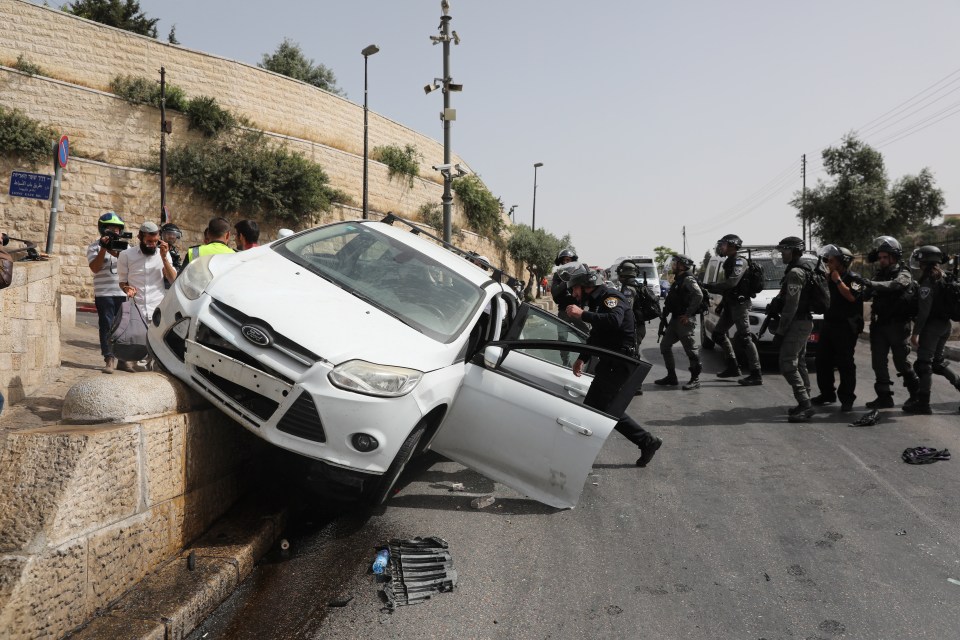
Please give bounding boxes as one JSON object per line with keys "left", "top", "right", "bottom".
{"left": 118, "top": 221, "right": 177, "bottom": 370}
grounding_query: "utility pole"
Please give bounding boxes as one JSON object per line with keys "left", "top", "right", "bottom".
{"left": 801, "top": 154, "right": 807, "bottom": 250}
{"left": 682, "top": 225, "right": 687, "bottom": 255}
{"left": 159, "top": 67, "right": 170, "bottom": 225}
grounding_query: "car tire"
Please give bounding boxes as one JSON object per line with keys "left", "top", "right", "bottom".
{"left": 700, "top": 315, "right": 714, "bottom": 350}
{"left": 366, "top": 421, "right": 427, "bottom": 505}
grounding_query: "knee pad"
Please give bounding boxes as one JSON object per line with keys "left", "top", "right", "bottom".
{"left": 932, "top": 360, "right": 950, "bottom": 376}
{"left": 914, "top": 360, "right": 933, "bottom": 377}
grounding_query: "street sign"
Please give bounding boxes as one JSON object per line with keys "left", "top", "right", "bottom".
{"left": 8, "top": 171, "right": 53, "bottom": 200}
{"left": 57, "top": 135, "right": 69, "bottom": 168}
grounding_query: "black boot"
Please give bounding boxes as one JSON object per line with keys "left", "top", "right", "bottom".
{"left": 716, "top": 358, "right": 741, "bottom": 378}
{"left": 810, "top": 394, "right": 836, "bottom": 406}
{"left": 683, "top": 365, "right": 701, "bottom": 390}
{"left": 788, "top": 400, "right": 814, "bottom": 422}
{"left": 902, "top": 392, "right": 932, "bottom": 415}
{"left": 636, "top": 435, "right": 663, "bottom": 467}
{"left": 655, "top": 371, "right": 679, "bottom": 386}
{"left": 737, "top": 370, "right": 762, "bottom": 386}
{"left": 866, "top": 395, "right": 895, "bottom": 409}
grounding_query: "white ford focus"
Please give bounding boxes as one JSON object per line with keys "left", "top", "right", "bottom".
{"left": 148, "top": 217, "right": 648, "bottom": 508}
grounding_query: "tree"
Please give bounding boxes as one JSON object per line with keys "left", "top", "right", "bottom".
{"left": 888, "top": 168, "right": 945, "bottom": 237}
{"left": 167, "top": 25, "right": 179, "bottom": 45}
{"left": 653, "top": 246, "right": 677, "bottom": 274}
{"left": 507, "top": 225, "right": 572, "bottom": 297}
{"left": 259, "top": 39, "right": 344, "bottom": 96}
{"left": 63, "top": 0, "right": 159, "bottom": 38}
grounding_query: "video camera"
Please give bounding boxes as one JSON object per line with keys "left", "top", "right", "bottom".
{"left": 99, "top": 230, "right": 133, "bottom": 252}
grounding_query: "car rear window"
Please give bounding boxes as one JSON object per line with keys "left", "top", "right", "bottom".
{"left": 274, "top": 223, "right": 484, "bottom": 342}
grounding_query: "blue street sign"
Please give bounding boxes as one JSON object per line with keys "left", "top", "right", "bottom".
{"left": 8, "top": 171, "right": 53, "bottom": 200}
{"left": 58, "top": 135, "right": 69, "bottom": 168}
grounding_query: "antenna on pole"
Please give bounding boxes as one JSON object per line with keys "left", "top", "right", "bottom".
{"left": 801, "top": 154, "right": 807, "bottom": 250}
{"left": 682, "top": 225, "right": 687, "bottom": 255}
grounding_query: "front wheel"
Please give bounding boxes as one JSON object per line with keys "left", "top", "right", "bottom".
{"left": 366, "top": 421, "right": 427, "bottom": 505}
{"left": 700, "top": 315, "right": 715, "bottom": 350}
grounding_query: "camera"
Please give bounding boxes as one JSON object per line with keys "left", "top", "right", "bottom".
{"left": 99, "top": 230, "right": 133, "bottom": 252}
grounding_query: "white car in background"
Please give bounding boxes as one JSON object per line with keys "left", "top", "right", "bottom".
{"left": 148, "top": 217, "right": 649, "bottom": 508}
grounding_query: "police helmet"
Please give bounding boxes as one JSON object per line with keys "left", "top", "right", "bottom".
{"left": 616, "top": 260, "right": 638, "bottom": 279}
{"left": 97, "top": 211, "right": 125, "bottom": 235}
{"left": 671, "top": 254, "right": 695, "bottom": 269}
{"left": 555, "top": 248, "right": 578, "bottom": 266}
{"left": 562, "top": 262, "right": 603, "bottom": 288}
{"left": 910, "top": 245, "right": 944, "bottom": 269}
{"left": 839, "top": 247, "right": 855, "bottom": 267}
{"left": 872, "top": 235, "right": 902, "bottom": 260}
{"left": 716, "top": 234, "right": 743, "bottom": 254}
{"left": 160, "top": 222, "right": 182, "bottom": 242}
{"left": 776, "top": 236, "right": 804, "bottom": 251}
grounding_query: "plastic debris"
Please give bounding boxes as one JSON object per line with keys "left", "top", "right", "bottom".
{"left": 896, "top": 529, "right": 907, "bottom": 536}
{"left": 449, "top": 482, "right": 465, "bottom": 492}
{"left": 381, "top": 536, "right": 457, "bottom": 610}
{"left": 948, "top": 578, "right": 960, "bottom": 587}
{"left": 902, "top": 447, "right": 951, "bottom": 464}
{"left": 471, "top": 495, "right": 495, "bottom": 509}
{"left": 850, "top": 409, "right": 881, "bottom": 427}
{"left": 372, "top": 548, "right": 390, "bottom": 575}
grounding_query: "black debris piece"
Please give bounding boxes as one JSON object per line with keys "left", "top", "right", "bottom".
{"left": 902, "top": 447, "right": 951, "bottom": 464}
{"left": 850, "top": 409, "right": 881, "bottom": 427}
{"left": 382, "top": 536, "right": 457, "bottom": 610}
{"left": 327, "top": 595, "right": 354, "bottom": 607}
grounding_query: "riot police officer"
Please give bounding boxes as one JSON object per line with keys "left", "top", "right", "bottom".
{"left": 551, "top": 248, "right": 589, "bottom": 364}
{"left": 774, "top": 237, "right": 815, "bottom": 422}
{"left": 655, "top": 254, "right": 703, "bottom": 391}
{"left": 907, "top": 246, "right": 960, "bottom": 414}
{"left": 853, "top": 236, "right": 920, "bottom": 409}
{"left": 615, "top": 260, "right": 647, "bottom": 349}
{"left": 811, "top": 245, "right": 864, "bottom": 412}
{"left": 564, "top": 263, "right": 662, "bottom": 467}
{"left": 160, "top": 222, "right": 182, "bottom": 286}
{"left": 703, "top": 234, "right": 762, "bottom": 385}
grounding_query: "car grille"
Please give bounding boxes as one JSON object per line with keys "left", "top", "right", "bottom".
{"left": 208, "top": 299, "right": 323, "bottom": 368}
{"left": 195, "top": 321, "right": 292, "bottom": 384}
{"left": 196, "top": 366, "right": 280, "bottom": 421}
{"left": 276, "top": 391, "right": 326, "bottom": 443}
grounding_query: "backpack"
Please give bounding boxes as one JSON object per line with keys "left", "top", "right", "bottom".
{"left": 743, "top": 257, "right": 765, "bottom": 298}
{"left": 623, "top": 279, "right": 662, "bottom": 323}
{"left": 694, "top": 279, "right": 710, "bottom": 315}
{"left": 108, "top": 299, "right": 150, "bottom": 362}
{"left": 798, "top": 261, "right": 831, "bottom": 315}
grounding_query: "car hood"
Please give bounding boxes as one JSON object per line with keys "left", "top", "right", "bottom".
{"left": 203, "top": 250, "right": 464, "bottom": 372}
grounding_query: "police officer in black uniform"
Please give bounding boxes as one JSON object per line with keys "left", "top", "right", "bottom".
{"left": 907, "top": 246, "right": 960, "bottom": 414}
{"left": 615, "top": 260, "right": 648, "bottom": 348}
{"left": 703, "top": 233, "right": 762, "bottom": 385}
{"left": 564, "top": 263, "right": 662, "bottom": 467}
{"left": 811, "top": 245, "right": 864, "bottom": 412}
{"left": 655, "top": 254, "right": 704, "bottom": 390}
{"left": 551, "top": 248, "right": 589, "bottom": 365}
{"left": 853, "top": 236, "right": 920, "bottom": 409}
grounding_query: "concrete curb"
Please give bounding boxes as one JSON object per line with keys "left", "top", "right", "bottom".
{"left": 71, "top": 494, "right": 288, "bottom": 640}
{"left": 62, "top": 372, "right": 203, "bottom": 423}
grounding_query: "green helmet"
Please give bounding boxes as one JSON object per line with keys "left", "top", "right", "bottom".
{"left": 97, "top": 211, "right": 125, "bottom": 235}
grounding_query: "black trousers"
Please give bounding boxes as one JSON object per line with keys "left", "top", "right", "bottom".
{"left": 583, "top": 357, "right": 651, "bottom": 448}
{"left": 815, "top": 320, "right": 859, "bottom": 405}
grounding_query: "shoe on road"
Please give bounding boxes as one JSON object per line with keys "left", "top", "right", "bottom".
{"left": 654, "top": 375, "right": 678, "bottom": 386}
{"left": 737, "top": 371, "right": 762, "bottom": 386}
{"left": 865, "top": 396, "right": 895, "bottom": 409}
{"left": 788, "top": 408, "right": 815, "bottom": 423}
{"left": 811, "top": 395, "right": 836, "bottom": 406}
{"left": 682, "top": 378, "right": 701, "bottom": 391}
{"left": 101, "top": 356, "right": 117, "bottom": 374}
{"left": 636, "top": 437, "right": 663, "bottom": 467}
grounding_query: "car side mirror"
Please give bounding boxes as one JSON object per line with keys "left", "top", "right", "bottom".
{"left": 483, "top": 345, "right": 505, "bottom": 369}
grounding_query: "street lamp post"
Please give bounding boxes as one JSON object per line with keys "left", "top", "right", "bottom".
{"left": 361, "top": 44, "right": 380, "bottom": 219}
{"left": 532, "top": 162, "right": 543, "bottom": 232}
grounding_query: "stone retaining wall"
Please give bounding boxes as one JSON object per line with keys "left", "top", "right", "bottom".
{"left": 0, "top": 405, "right": 266, "bottom": 640}
{"left": 0, "top": 258, "right": 61, "bottom": 403}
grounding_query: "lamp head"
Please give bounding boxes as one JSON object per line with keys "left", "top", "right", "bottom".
{"left": 534, "top": 162, "right": 544, "bottom": 168}
{"left": 361, "top": 44, "right": 380, "bottom": 57}
{"left": 441, "top": 0, "right": 450, "bottom": 16}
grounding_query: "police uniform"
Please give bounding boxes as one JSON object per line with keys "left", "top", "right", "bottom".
{"left": 618, "top": 277, "right": 647, "bottom": 348}
{"left": 775, "top": 257, "right": 813, "bottom": 414}
{"left": 659, "top": 270, "right": 703, "bottom": 382}
{"left": 576, "top": 284, "right": 661, "bottom": 466}
{"left": 814, "top": 269, "right": 864, "bottom": 409}
{"left": 551, "top": 269, "right": 590, "bottom": 365}
{"left": 862, "top": 263, "right": 919, "bottom": 406}
{"left": 707, "top": 254, "right": 761, "bottom": 377}
{"left": 910, "top": 271, "right": 959, "bottom": 412}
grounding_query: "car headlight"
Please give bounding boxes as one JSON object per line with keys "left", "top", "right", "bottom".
{"left": 177, "top": 255, "right": 215, "bottom": 300}
{"left": 328, "top": 360, "right": 423, "bottom": 397}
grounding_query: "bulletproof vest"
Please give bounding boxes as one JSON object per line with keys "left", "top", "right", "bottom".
{"left": 871, "top": 264, "right": 912, "bottom": 320}
{"left": 919, "top": 274, "right": 948, "bottom": 321}
{"left": 664, "top": 272, "right": 692, "bottom": 314}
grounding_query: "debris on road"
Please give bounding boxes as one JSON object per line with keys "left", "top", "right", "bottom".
{"left": 381, "top": 537, "right": 458, "bottom": 610}
{"left": 849, "top": 409, "right": 881, "bottom": 427}
{"left": 372, "top": 548, "right": 390, "bottom": 575}
{"left": 901, "top": 447, "right": 951, "bottom": 464}
{"left": 327, "top": 595, "right": 354, "bottom": 607}
{"left": 449, "top": 482, "right": 465, "bottom": 492}
{"left": 948, "top": 578, "right": 960, "bottom": 587}
{"left": 896, "top": 529, "right": 907, "bottom": 536}
{"left": 471, "top": 495, "right": 495, "bottom": 509}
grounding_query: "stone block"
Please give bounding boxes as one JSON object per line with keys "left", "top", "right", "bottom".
{"left": 62, "top": 372, "right": 203, "bottom": 423}
{"left": 173, "top": 473, "right": 243, "bottom": 548}
{"left": 0, "top": 539, "right": 89, "bottom": 640}
{"left": 60, "top": 294, "right": 76, "bottom": 327}
{"left": 188, "top": 497, "right": 285, "bottom": 582}
{"left": 142, "top": 413, "right": 187, "bottom": 507}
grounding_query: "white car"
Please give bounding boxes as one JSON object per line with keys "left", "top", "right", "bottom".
{"left": 148, "top": 218, "right": 648, "bottom": 508}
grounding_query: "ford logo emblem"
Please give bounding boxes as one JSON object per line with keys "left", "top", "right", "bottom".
{"left": 241, "top": 325, "right": 271, "bottom": 347}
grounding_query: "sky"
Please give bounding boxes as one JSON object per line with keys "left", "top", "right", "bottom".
{"left": 80, "top": 1, "right": 960, "bottom": 268}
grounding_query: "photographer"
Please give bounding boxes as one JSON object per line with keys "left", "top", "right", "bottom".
{"left": 87, "top": 212, "right": 131, "bottom": 374}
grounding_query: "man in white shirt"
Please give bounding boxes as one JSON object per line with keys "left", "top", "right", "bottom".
{"left": 88, "top": 211, "right": 129, "bottom": 373}
{"left": 117, "top": 221, "right": 178, "bottom": 370}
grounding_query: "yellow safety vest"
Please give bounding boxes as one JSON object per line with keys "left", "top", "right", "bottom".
{"left": 183, "top": 241, "right": 235, "bottom": 267}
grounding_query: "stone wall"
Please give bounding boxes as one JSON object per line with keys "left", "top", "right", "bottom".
{"left": 0, "top": 258, "right": 61, "bottom": 403}
{"left": 0, "top": 407, "right": 266, "bottom": 640}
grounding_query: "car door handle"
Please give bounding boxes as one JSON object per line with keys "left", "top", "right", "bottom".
{"left": 563, "top": 384, "right": 587, "bottom": 397}
{"left": 557, "top": 417, "right": 592, "bottom": 437}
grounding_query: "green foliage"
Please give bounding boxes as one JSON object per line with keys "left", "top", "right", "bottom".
{"left": 184, "top": 96, "right": 236, "bottom": 137}
{"left": 63, "top": 0, "right": 159, "bottom": 38}
{"left": 110, "top": 74, "right": 188, "bottom": 111}
{"left": 167, "top": 25, "right": 179, "bottom": 45}
{"left": 165, "top": 130, "right": 340, "bottom": 224}
{"left": 653, "top": 246, "right": 677, "bottom": 274}
{"left": 259, "top": 38, "right": 344, "bottom": 96}
{"left": 13, "top": 54, "right": 44, "bottom": 76}
{"left": 452, "top": 174, "right": 504, "bottom": 238}
{"left": 791, "top": 134, "right": 945, "bottom": 252}
{"left": 416, "top": 202, "right": 461, "bottom": 237}
{"left": 373, "top": 144, "right": 421, "bottom": 188}
{"left": 0, "top": 105, "right": 56, "bottom": 164}
{"left": 507, "top": 224, "right": 570, "bottom": 285}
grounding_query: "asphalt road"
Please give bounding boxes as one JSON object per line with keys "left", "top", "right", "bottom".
{"left": 188, "top": 342, "right": 960, "bottom": 640}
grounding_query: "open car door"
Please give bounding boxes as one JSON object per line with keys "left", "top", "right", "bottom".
{"left": 431, "top": 302, "right": 651, "bottom": 509}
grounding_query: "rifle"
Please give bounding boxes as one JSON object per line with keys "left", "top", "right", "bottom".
{"left": 657, "top": 311, "right": 668, "bottom": 343}
{"left": 756, "top": 295, "right": 784, "bottom": 340}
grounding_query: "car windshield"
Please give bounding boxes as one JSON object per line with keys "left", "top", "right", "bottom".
{"left": 751, "top": 254, "right": 818, "bottom": 289}
{"left": 274, "top": 223, "right": 485, "bottom": 343}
